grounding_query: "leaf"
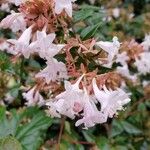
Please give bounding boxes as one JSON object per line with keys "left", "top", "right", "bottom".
{"left": 0, "top": 107, "right": 19, "bottom": 138}
{"left": 121, "top": 121, "right": 142, "bottom": 135}
{"left": 96, "top": 136, "right": 110, "bottom": 150}
{"left": 112, "top": 145, "right": 128, "bottom": 150}
{"left": 15, "top": 108, "right": 52, "bottom": 150}
{"left": 0, "top": 136, "right": 22, "bottom": 150}
{"left": 80, "top": 23, "right": 101, "bottom": 40}
{"left": 82, "top": 130, "right": 95, "bottom": 143}
{"left": 73, "top": 9, "right": 94, "bottom": 22}
{"left": 0, "top": 51, "right": 12, "bottom": 71}
{"left": 0, "top": 107, "right": 53, "bottom": 150}
{"left": 110, "top": 120, "right": 124, "bottom": 137}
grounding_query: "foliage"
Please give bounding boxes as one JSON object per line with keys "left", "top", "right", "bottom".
{"left": 0, "top": 0, "right": 150, "bottom": 150}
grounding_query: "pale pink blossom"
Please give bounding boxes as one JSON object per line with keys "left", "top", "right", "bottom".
{"left": 22, "top": 87, "right": 45, "bottom": 106}
{"left": 92, "top": 78, "right": 131, "bottom": 118}
{"left": 0, "top": 12, "right": 26, "bottom": 32}
{"left": 134, "top": 52, "right": 150, "bottom": 75}
{"left": 35, "top": 58, "right": 68, "bottom": 83}
{"left": 141, "top": 34, "right": 150, "bottom": 51}
{"left": 96, "top": 36, "right": 120, "bottom": 62}
{"left": 112, "top": 8, "right": 120, "bottom": 18}
{"left": 7, "top": 25, "right": 33, "bottom": 58}
{"left": 54, "top": 0, "right": 76, "bottom": 17}
{"left": 8, "top": 0, "right": 26, "bottom": 6}
{"left": 0, "top": 3, "right": 10, "bottom": 12}
{"left": 116, "top": 52, "right": 129, "bottom": 66}
{"left": 46, "top": 75, "right": 84, "bottom": 119}
{"left": 75, "top": 89, "right": 107, "bottom": 129}
{"left": 29, "top": 30, "right": 65, "bottom": 60}
{"left": 116, "top": 65, "right": 137, "bottom": 81}
{"left": 0, "top": 41, "right": 10, "bottom": 51}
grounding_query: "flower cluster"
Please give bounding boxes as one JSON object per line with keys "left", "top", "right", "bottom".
{"left": 2, "top": 0, "right": 150, "bottom": 129}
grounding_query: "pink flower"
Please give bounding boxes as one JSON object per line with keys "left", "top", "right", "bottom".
{"left": 116, "top": 65, "right": 137, "bottom": 81}
{"left": 29, "top": 30, "right": 65, "bottom": 60}
{"left": 96, "top": 37, "right": 120, "bottom": 62}
{"left": 0, "top": 3, "right": 10, "bottom": 12}
{"left": 7, "top": 25, "right": 33, "bottom": 58}
{"left": 116, "top": 52, "right": 129, "bottom": 66}
{"left": 75, "top": 89, "right": 107, "bottom": 129}
{"left": 22, "top": 87, "right": 45, "bottom": 106}
{"left": 54, "top": 0, "right": 76, "bottom": 17}
{"left": 92, "top": 78, "right": 131, "bottom": 118}
{"left": 134, "top": 52, "right": 150, "bottom": 75}
{"left": 8, "top": 0, "right": 26, "bottom": 6}
{"left": 141, "top": 34, "right": 150, "bottom": 51}
{"left": 46, "top": 75, "right": 84, "bottom": 119}
{"left": 35, "top": 58, "right": 68, "bottom": 83}
{"left": 0, "top": 12, "right": 26, "bottom": 32}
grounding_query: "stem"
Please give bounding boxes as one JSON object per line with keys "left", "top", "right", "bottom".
{"left": 56, "top": 117, "right": 65, "bottom": 150}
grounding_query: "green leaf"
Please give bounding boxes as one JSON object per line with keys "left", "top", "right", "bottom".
{"left": 73, "top": 9, "right": 94, "bottom": 22}
{"left": 0, "top": 136, "right": 22, "bottom": 150}
{"left": 0, "top": 51, "right": 12, "bottom": 71}
{"left": 80, "top": 23, "right": 101, "bottom": 40}
{"left": 121, "top": 121, "right": 142, "bottom": 135}
{"left": 96, "top": 136, "right": 110, "bottom": 150}
{"left": 0, "top": 107, "right": 53, "bottom": 150}
{"left": 82, "top": 130, "right": 95, "bottom": 143}
{"left": 15, "top": 109, "right": 52, "bottom": 150}
{"left": 110, "top": 120, "right": 124, "bottom": 137}
{"left": 0, "top": 108, "right": 19, "bottom": 138}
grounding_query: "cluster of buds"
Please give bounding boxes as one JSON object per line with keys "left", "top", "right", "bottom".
{"left": 0, "top": 0, "right": 150, "bottom": 129}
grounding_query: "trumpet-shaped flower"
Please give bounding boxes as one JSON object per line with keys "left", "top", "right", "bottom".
{"left": 134, "top": 52, "right": 150, "bottom": 75}
{"left": 9, "top": 0, "right": 26, "bottom": 6}
{"left": 0, "top": 3, "right": 10, "bottom": 12}
{"left": 116, "top": 52, "right": 129, "bottom": 66}
{"left": 7, "top": 25, "right": 33, "bottom": 58}
{"left": 0, "top": 12, "right": 26, "bottom": 32}
{"left": 96, "top": 36, "right": 120, "bottom": 62}
{"left": 112, "top": 8, "right": 120, "bottom": 18}
{"left": 116, "top": 65, "right": 137, "bottom": 81}
{"left": 46, "top": 75, "right": 84, "bottom": 119}
{"left": 92, "top": 78, "right": 131, "bottom": 118}
{"left": 35, "top": 58, "right": 68, "bottom": 83}
{"left": 23, "top": 87, "right": 45, "bottom": 106}
{"left": 54, "top": 0, "right": 76, "bottom": 17}
{"left": 75, "top": 89, "right": 107, "bottom": 129}
{"left": 141, "top": 34, "right": 150, "bottom": 51}
{"left": 29, "top": 30, "right": 65, "bottom": 60}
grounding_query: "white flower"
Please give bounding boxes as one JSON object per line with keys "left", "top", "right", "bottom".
{"left": 7, "top": 25, "right": 33, "bottom": 58}
{"left": 54, "top": 0, "right": 76, "bottom": 17}
{"left": 23, "top": 87, "right": 45, "bottom": 107}
{"left": 35, "top": 58, "right": 68, "bottom": 83}
{"left": 112, "top": 8, "right": 120, "bottom": 18}
{"left": 116, "top": 52, "right": 129, "bottom": 66}
{"left": 46, "top": 75, "right": 84, "bottom": 119}
{"left": 0, "top": 41, "right": 10, "bottom": 51}
{"left": 134, "top": 52, "right": 150, "bottom": 75}
{"left": 92, "top": 78, "right": 131, "bottom": 118}
{"left": 5, "top": 93, "right": 15, "bottom": 104}
{"left": 88, "top": 0, "right": 95, "bottom": 4}
{"left": 116, "top": 64, "right": 137, "bottom": 81}
{"left": 8, "top": 0, "right": 26, "bottom": 6}
{"left": 0, "top": 3, "right": 10, "bottom": 12}
{"left": 96, "top": 36, "right": 120, "bottom": 62}
{"left": 0, "top": 12, "right": 26, "bottom": 32}
{"left": 75, "top": 89, "right": 107, "bottom": 129}
{"left": 141, "top": 34, "right": 150, "bottom": 51}
{"left": 142, "top": 80, "right": 150, "bottom": 87}
{"left": 29, "top": 30, "right": 65, "bottom": 60}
